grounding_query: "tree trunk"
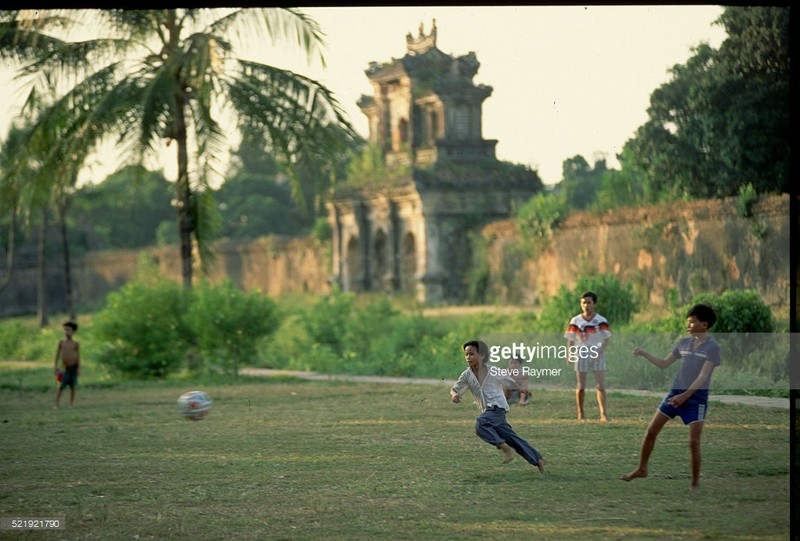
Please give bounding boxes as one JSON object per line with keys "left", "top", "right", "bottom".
{"left": 36, "top": 207, "right": 48, "bottom": 328}
{"left": 174, "top": 93, "right": 193, "bottom": 290}
{"left": 0, "top": 206, "right": 17, "bottom": 292}
{"left": 58, "top": 198, "right": 75, "bottom": 320}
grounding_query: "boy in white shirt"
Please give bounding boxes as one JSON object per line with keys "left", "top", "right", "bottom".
{"left": 451, "top": 339, "right": 546, "bottom": 472}
{"left": 564, "top": 291, "right": 611, "bottom": 421}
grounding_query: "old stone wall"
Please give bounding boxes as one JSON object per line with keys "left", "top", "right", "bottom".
{"left": 480, "top": 194, "right": 790, "bottom": 309}
{"left": 0, "top": 236, "right": 332, "bottom": 318}
{"left": 0, "top": 195, "right": 789, "bottom": 317}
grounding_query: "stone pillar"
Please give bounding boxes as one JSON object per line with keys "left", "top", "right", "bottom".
{"left": 355, "top": 202, "right": 371, "bottom": 292}
{"left": 326, "top": 202, "right": 343, "bottom": 290}
{"left": 416, "top": 215, "right": 447, "bottom": 303}
{"left": 389, "top": 201, "right": 401, "bottom": 292}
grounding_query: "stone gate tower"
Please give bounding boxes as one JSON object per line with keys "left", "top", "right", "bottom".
{"left": 327, "top": 21, "right": 542, "bottom": 303}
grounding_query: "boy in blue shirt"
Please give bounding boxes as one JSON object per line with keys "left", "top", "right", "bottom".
{"left": 619, "top": 304, "right": 721, "bottom": 491}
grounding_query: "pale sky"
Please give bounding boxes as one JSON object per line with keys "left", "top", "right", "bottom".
{"left": 0, "top": 6, "right": 727, "bottom": 186}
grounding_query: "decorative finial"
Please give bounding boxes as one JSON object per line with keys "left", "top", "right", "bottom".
{"left": 406, "top": 19, "right": 437, "bottom": 55}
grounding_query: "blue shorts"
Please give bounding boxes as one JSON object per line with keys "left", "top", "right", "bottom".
{"left": 658, "top": 392, "right": 707, "bottom": 425}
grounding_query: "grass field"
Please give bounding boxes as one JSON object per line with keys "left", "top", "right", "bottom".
{"left": 0, "top": 377, "right": 790, "bottom": 541}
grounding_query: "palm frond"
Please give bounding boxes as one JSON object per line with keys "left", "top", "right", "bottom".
{"left": 207, "top": 8, "right": 326, "bottom": 67}
{"left": 226, "top": 60, "right": 359, "bottom": 209}
{"left": 1, "top": 11, "right": 143, "bottom": 85}
{"left": 135, "top": 68, "right": 180, "bottom": 157}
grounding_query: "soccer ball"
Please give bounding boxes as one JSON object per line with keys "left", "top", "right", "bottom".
{"left": 178, "top": 390, "right": 212, "bottom": 421}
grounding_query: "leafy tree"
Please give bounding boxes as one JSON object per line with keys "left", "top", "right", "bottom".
{"left": 215, "top": 173, "right": 312, "bottom": 239}
{"left": 592, "top": 146, "right": 656, "bottom": 210}
{"left": 620, "top": 6, "right": 789, "bottom": 199}
{"left": 0, "top": 124, "right": 27, "bottom": 292}
{"left": 559, "top": 155, "right": 606, "bottom": 211}
{"left": 0, "top": 78, "right": 87, "bottom": 324}
{"left": 216, "top": 125, "right": 343, "bottom": 240}
{"left": 71, "top": 165, "right": 173, "bottom": 250}
{"left": 0, "top": 8, "right": 359, "bottom": 290}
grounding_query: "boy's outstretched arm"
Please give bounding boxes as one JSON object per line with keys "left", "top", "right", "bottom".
{"left": 632, "top": 347, "right": 678, "bottom": 369}
{"left": 451, "top": 376, "right": 468, "bottom": 403}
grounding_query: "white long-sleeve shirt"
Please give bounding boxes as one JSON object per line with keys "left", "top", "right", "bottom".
{"left": 451, "top": 364, "right": 518, "bottom": 413}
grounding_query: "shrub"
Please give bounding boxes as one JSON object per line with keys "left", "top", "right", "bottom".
{"left": 310, "top": 217, "right": 331, "bottom": 243}
{"left": 184, "top": 280, "right": 281, "bottom": 376}
{"left": 514, "top": 191, "right": 565, "bottom": 254}
{"left": 636, "top": 289, "right": 782, "bottom": 382}
{"left": 736, "top": 182, "right": 758, "bottom": 218}
{"left": 300, "top": 288, "right": 354, "bottom": 358}
{"left": 536, "top": 273, "right": 638, "bottom": 333}
{"left": 685, "top": 289, "right": 780, "bottom": 380}
{"left": 92, "top": 268, "right": 190, "bottom": 379}
{"left": 0, "top": 319, "right": 60, "bottom": 362}
{"left": 279, "top": 292, "right": 457, "bottom": 378}
{"left": 687, "top": 289, "right": 774, "bottom": 333}
{"left": 0, "top": 320, "right": 29, "bottom": 360}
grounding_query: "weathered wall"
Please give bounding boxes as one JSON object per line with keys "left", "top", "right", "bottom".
{"left": 0, "top": 236, "right": 332, "bottom": 318}
{"left": 0, "top": 195, "right": 789, "bottom": 317}
{"left": 480, "top": 194, "right": 790, "bottom": 309}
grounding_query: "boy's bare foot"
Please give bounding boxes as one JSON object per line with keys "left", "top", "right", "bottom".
{"left": 689, "top": 483, "right": 700, "bottom": 492}
{"left": 499, "top": 443, "right": 515, "bottom": 464}
{"left": 536, "top": 458, "right": 546, "bottom": 474}
{"left": 600, "top": 415, "right": 609, "bottom": 422}
{"left": 619, "top": 469, "right": 647, "bottom": 482}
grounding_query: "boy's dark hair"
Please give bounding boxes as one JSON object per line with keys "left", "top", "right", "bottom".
{"left": 581, "top": 291, "right": 598, "bottom": 303}
{"left": 63, "top": 321, "right": 78, "bottom": 331}
{"left": 463, "top": 339, "right": 489, "bottom": 359}
{"left": 686, "top": 304, "right": 716, "bottom": 329}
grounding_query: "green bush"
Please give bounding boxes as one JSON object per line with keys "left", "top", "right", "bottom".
{"left": 687, "top": 289, "right": 781, "bottom": 381}
{"left": 300, "top": 288, "right": 354, "bottom": 358}
{"left": 0, "top": 319, "right": 62, "bottom": 362}
{"left": 736, "top": 182, "right": 759, "bottom": 218}
{"left": 536, "top": 273, "right": 638, "bottom": 333}
{"left": 184, "top": 280, "right": 280, "bottom": 376}
{"left": 688, "top": 289, "right": 774, "bottom": 333}
{"left": 634, "top": 289, "right": 782, "bottom": 383}
{"left": 91, "top": 269, "right": 190, "bottom": 379}
{"left": 0, "top": 320, "right": 30, "bottom": 360}
{"left": 514, "top": 191, "right": 565, "bottom": 254}
{"left": 310, "top": 217, "right": 332, "bottom": 243}
{"left": 91, "top": 260, "right": 285, "bottom": 379}
{"left": 280, "top": 292, "right": 457, "bottom": 378}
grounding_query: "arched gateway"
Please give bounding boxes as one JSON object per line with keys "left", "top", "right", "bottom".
{"left": 327, "top": 21, "right": 542, "bottom": 303}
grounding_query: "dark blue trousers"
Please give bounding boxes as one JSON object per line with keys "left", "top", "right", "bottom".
{"left": 475, "top": 407, "right": 543, "bottom": 465}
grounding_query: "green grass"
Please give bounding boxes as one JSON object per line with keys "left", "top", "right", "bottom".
{"left": 0, "top": 376, "right": 790, "bottom": 540}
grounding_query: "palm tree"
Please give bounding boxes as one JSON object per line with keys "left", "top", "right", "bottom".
{"left": 0, "top": 74, "right": 89, "bottom": 324}
{"left": 0, "top": 8, "right": 359, "bottom": 289}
